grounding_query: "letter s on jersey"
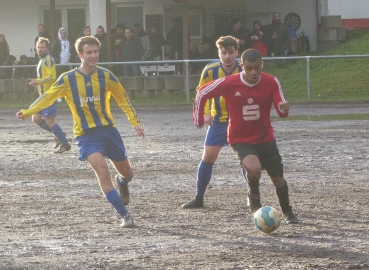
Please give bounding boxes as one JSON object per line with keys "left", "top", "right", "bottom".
{"left": 243, "top": 104, "right": 260, "bottom": 121}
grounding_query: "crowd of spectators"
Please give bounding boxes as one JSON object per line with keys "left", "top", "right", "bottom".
{"left": 0, "top": 12, "right": 290, "bottom": 79}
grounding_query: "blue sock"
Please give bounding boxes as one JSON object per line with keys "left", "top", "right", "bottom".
{"left": 37, "top": 119, "right": 52, "bottom": 132}
{"left": 50, "top": 124, "right": 68, "bottom": 146}
{"left": 105, "top": 189, "right": 129, "bottom": 217}
{"left": 196, "top": 160, "right": 214, "bottom": 198}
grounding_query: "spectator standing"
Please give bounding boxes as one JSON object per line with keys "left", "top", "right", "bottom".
{"left": 95, "top": 25, "right": 108, "bottom": 63}
{"left": 226, "top": 18, "right": 249, "bottom": 54}
{"left": 34, "top": 24, "right": 50, "bottom": 60}
{"left": 266, "top": 12, "right": 290, "bottom": 56}
{"left": 134, "top": 23, "right": 151, "bottom": 61}
{"left": 188, "top": 42, "right": 202, "bottom": 75}
{"left": 50, "top": 27, "right": 72, "bottom": 76}
{"left": 149, "top": 26, "right": 166, "bottom": 60}
{"left": 0, "top": 55, "right": 16, "bottom": 79}
{"left": 246, "top": 20, "right": 269, "bottom": 57}
{"left": 166, "top": 17, "right": 184, "bottom": 61}
{"left": 0, "top": 34, "right": 10, "bottom": 65}
{"left": 74, "top": 26, "right": 91, "bottom": 62}
{"left": 110, "top": 23, "right": 126, "bottom": 76}
{"left": 120, "top": 28, "right": 144, "bottom": 76}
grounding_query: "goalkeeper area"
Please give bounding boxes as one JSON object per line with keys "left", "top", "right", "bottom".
{"left": 1, "top": 104, "right": 368, "bottom": 269}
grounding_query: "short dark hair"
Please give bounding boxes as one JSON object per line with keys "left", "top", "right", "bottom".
{"left": 36, "top": 37, "right": 50, "bottom": 48}
{"left": 216, "top": 36, "right": 239, "bottom": 50}
{"left": 241, "top": 49, "right": 262, "bottom": 63}
{"left": 97, "top": 25, "right": 104, "bottom": 31}
{"left": 75, "top": 36, "right": 101, "bottom": 54}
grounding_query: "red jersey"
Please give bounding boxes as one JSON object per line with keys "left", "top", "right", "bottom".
{"left": 193, "top": 72, "right": 288, "bottom": 145}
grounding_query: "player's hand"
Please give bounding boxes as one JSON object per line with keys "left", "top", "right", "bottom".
{"left": 204, "top": 114, "right": 213, "bottom": 126}
{"left": 278, "top": 101, "right": 290, "bottom": 114}
{"left": 134, "top": 125, "right": 145, "bottom": 139}
{"left": 28, "top": 78, "right": 38, "bottom": 87}
{"left": 16, "top": 110, "right": 25, "bottom": 121}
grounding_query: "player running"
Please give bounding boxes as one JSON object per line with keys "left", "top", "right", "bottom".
{"left": 182, "top": 36, "right": 247, "bottom": 209}
{"left": 193, "top": 49, "right": 299, "bottom": 224}
{"left": 16, "top": 36, "right": 145, "bottom": 227}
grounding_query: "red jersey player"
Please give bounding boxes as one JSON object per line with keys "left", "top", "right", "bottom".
{"left": 193, "top": 48, "right": 299, "bottom": 224}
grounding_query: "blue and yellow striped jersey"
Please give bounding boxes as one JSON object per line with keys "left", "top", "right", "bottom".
{"left": 22, "top": 67, "right": 141, "bottom": 137}
{"left": 36, "top": 54, "right": 56, "bottom": 95}
{"left": 197, "top": 60, "right": 242, "bottom": 123}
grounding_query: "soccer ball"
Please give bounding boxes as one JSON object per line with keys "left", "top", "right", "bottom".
{"left": 253, "top": 206, "right": 281, "bottom": 233}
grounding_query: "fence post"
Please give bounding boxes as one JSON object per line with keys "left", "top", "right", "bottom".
{"left": 185, "top": 61, "right": 190, "bottom": 102}
{"left": 306, "top": 56, "right": 311, "bottom": 101}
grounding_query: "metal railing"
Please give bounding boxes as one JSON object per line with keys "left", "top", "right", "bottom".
{"left": 2, "top": 55, "right": 369, "bottom": 102}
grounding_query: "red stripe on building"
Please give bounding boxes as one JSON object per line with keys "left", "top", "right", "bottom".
{"left": 341, "top": 18, "right": 369, "bottom": 29}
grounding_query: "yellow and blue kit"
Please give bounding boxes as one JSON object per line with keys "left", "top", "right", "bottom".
{"left": 198, "top": 60, "right": 242, "bottom": 123}
{"left": 22, "top": 67, "right": 141, "bottom": 138}
{"left": 36, "top": 54, "right": 57, "bottom": 95}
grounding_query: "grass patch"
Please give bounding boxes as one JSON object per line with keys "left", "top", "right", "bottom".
{"left": 264, "top": 29, "right": 369, "bottom": 103}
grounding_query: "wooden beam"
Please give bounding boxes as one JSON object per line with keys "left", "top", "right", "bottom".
{"left": 50, "top": 0, "right": 56, "bottom": 43}
{"left": 182, "top": 0, "right": 189, "bottom": 73}
{"left": 106, "top": 0, "right": 112, "bottom": 61}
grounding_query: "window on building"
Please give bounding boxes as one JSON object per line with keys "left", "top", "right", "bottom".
{"left": 168, "top": 9, "right": 203, "bottom": 40}
{"left": 41, "top": 5, "right": 86, "bottom": 42}
{"left": 116, "top": 5, "right": 144, "bottom": 29}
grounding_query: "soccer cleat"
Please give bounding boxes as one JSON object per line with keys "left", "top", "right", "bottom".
{"left": 53, "top": 143, "right": 71, "bottom": 154}
{"left": 182, "top": 197, "right": 204, "bottom": 208}
{"left": 283, "top": 207, "right": 299, "bottom": 224}
{"left": 247, "top": 193, "right": 262, "bottom": 213}
{"left": 115, "top": 174, "right": 130, "bottom": 205}
{"left": 53, "top": 133, "right": 66, "bottom": 149}
{"left": 121, "top": 214, "right": 134, "bottom": 228}
{"left": 53, "top": 137, "right": 61, "bottom": 149}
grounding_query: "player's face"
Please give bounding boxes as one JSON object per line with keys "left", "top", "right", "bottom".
{"left": 241, "top": 59, "right": 263, "bottom": 84}
{"left": 218, "top": 46, "right": 238, "bottom": 68}
{"left": 37, "top": 42, "right": 49, "bottom": 57}
{"left": 79, "top": 44, "right": 99, "bottom": 67}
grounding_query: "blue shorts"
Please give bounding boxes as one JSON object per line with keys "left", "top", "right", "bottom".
{"left": 204, "top": 121, "right": 228, "bottom": 146}
{"left": 76, "top": 126, "right": 128, "bottom": 161}
{"left": 36, "top": 102, "right": 57, "bottom": 117}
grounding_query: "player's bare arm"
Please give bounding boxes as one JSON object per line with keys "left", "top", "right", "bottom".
{"left": 278, "top": 101, "right": 290, "bottom": 114}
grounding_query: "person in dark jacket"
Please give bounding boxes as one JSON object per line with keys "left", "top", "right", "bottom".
{"left": 95, "top": 25, "right": 108, "bottom": 63}
{"left": 110, "top": 23, "right": 126, "bottom": 76}
{"left": 226, "top": 18, "right": 249, "bottom": 54}
{"left": 149, "top": 26, "right": 166, "bottom": 60}
{"left": 0, "top": 55, "right": 16, "bottom": 79}
{"left": 266, "top": 12, "right": 290, "bottom": 56}
{"left": 13, "top": 55, "right": 36, "bottom": 79}
{"left": 246, "top": 20, "right": 269, "bottom": 57}
{"left": 74, "top": 26, "right": 91, "bottom": 63}
{"left": 0, "top": 34, "right": 10, "bottom": 66}
{"left": 120, "top": 28, "right": 144, "bottom": 76}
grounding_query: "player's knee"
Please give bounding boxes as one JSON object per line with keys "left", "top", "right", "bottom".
{"left": 45, "top": 117, "right": 55, "bottom": 127}
{"left": 32, "top": 116, "right": 41, "bottom": 125}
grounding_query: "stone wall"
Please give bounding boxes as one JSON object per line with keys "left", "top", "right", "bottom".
{"left": 0, "top": 75, "right": 201, "bottom": 101}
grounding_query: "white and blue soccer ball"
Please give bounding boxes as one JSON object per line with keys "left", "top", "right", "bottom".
{"left": 253, "top": 206, "right": 281, "bottom": 233}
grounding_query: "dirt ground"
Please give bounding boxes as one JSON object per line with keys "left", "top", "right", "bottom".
{"left": 0, "top": 103, "right": 368, "bottom": 270}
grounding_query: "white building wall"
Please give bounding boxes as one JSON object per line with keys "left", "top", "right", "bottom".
{"left": 326, "top": 0, "right": 369, "bottom": 19}
{"left": 0, "top": 0, "right": 87, "bottom": 60}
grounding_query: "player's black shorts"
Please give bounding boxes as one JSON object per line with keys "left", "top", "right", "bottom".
{"left": 231, "top": 139, "right": 283, "bottom": 177}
